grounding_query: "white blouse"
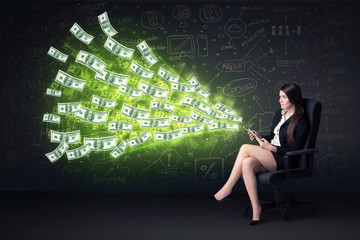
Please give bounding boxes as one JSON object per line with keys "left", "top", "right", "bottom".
{"left": 270, "top": 110, "right": 294, "bottom": 147}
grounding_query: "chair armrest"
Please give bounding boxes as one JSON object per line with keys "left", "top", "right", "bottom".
{"left": 283, "top": 148, "right": 318, "bottom": 179}
{"left": 285, "top": 148, "right": 318, "bottom": 157}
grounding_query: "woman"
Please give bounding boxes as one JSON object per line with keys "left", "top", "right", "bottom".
{"left": 208, "top": 83, "right": 309, "bottom": 225}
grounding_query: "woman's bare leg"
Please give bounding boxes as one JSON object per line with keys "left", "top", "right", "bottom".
{"left": 214, "top": 144, "right": 277, "bottom": 206}
{"left": 241, "top": 147, "right": 277, "bottom": 220}
{"left": 214, "top": 144, "right": 251, "bottom": 200}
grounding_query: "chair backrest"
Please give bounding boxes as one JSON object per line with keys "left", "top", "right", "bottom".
{"left": 295, "top": 98, "right": 322, "bottom": 176}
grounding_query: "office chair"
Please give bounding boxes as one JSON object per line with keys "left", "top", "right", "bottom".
{"left": 243, "top": 98, "right": 322, "bottom": 221}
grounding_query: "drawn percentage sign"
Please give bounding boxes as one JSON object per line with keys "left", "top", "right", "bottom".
{"left": 200, "top": 162, "right": 218, "bottom": 181}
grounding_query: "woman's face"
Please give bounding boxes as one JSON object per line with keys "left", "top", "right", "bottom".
{"left": 279, "top": 90, "right": 293, "bottom": 110}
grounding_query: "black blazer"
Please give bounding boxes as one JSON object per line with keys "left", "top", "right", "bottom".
{"left": 263, "top": 109, "right": 309, "bottom": 156}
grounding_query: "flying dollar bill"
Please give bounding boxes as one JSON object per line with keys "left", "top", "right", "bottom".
{"left": 46, "top": 88, "right": 61, "bottom": 97}
{"left": 137, "top": 40, "right": 158, "bottom": 66}
{"left": 129, "top": 61, "right": 154, "bottom": 80}
{"left": 209, "top": 121, "right": 239, "bottom": 131}
{"left": 118, "top": 84, "right": 142, "bottom": 99}
{"left": 139, "top": 81, "right": 168, "bottom": 99}
{"left": 75, "top": 50, "right": 106, "bottom": 74}
{"left": 180, "top": 124, "right": 205, "bottom": 134}
{"left": 127, "top": 130, "right": 152, "bottom": 148}
{"left": 154, "top": 130, "right": 183, "bottom": 142}
{"left": 66, "top": 143, "right": 92, "bottom": 160}
{"left": 141, "top": 118, "right": 170, "bottom": 128}
{"left": 157, "top": 67, "right": 180, "bottom": 82}
{"left": 121, "top": 103, "right": 150, "bottom": 120}
{"left": 47, "top": 46, "right": 68, "bottom": 63}
{"left": 171, "top": 114, "right": 193, "bottom": 123}
{"left": 214, "top": 101, "right": 236, "bottom": 115}
{"left": 181, "top": 95, "right": 212, "bottom": 115}
{"left": 98, "top": 12, "right": 118, "bottom": 37}
{"left": 209, "top": 109, "right": 223, "bottom": 120}
{"left": 110, "top": 140, "right": 128, "bottom": 158}
{"left": 74, "top": 106, "right": 108, "bottom": 124}
{"left": 221, "top": 114, "right": 243, "bottom": 123}
{"left": 69, "top": 22, "right": 94, "bottom": 45}
{"left": 191, "top": 111, "right": 214, "bottom": 124}
{"left": 46, "top": 140, "right": 69, "bottom": 163}
{"left": 43, "top": 113, "right": 61, "bottom": 124}
{"left": 91, "top": 95, "right": 116, "bottom": 109}
{"left": 150, "top": 101, "right": 174, "bottom": 112}
{"left": 188, "top": 76, "right": 211, "bottom": 99}
{"left": 58, "top": 102, "right": 82, "bottom": 114}
{"left": 95, "top": 69, "right": 129, "bottom": 87}
{"left": 84, "top": 136, "right": 117, "bottom": 151}
{"left": 50, "top": 130, "right": 80, "bottom": 144}
{"left": 104, "top": 37, "right": 134, "bottom": 60}
{"left": 108, "top": 121, "right": 133, "bottom": 131}
{"left": 55, "top": 70, "right": 86, "bottom": 92}
{"left": 171, "top": 82, "right": 195, "bottom": 94}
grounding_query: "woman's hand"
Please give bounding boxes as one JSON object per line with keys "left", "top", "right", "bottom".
{"left": 248, "top": 130, "right": 259, "bottom": 141}
{"left": 256, "top": 138, "right": 276, "bottom": 152}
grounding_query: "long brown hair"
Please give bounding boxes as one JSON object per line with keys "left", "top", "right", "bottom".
{"left": 280, "top": 83, "right": 304, "bottom": 144}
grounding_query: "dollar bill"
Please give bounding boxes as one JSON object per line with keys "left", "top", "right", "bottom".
{"left": 92, "top": 95, "right": 116, "bottom": 109}
{"left": 108, "top": 121, "right": 133, "bottom": 131}
{"left": 221, "top": 114, "right": 243, "bottom": 123}
{"left": 127, "top": 130, "right": 152, "bottom": 148}
{"left": 110, "top": 140, "right": 128, "bottom": 158}
{"left": 74, "top": 106, "right": 108, "bottom": 125}
{"left": 180, "top": 124, "right": 205, "bottom": 134}
{"left": 46, "top": 140, "right": 69, "bottom": 163}
{"left": 98, "top": 12, "right": 118, "bottom": 37}
{"left": 171, "top": 114, "right": 193, "bottom": 123}
{"left": 150, "top": 101, "right": 174, "bottom": 112}
{"left": 50, "top": 130, "right": 80, "bottom": 144}
{"left": 95, "top": 69, "right": 129, "bottom": 87}
{"left": 154, "top": 130, "right": 183, "bottom": 142}
{"left": 214, "top": 101, "right": 236, "bottom": 115}
{"left": 139, "top": 81, "right": 168, "bottom": 99}
{"left": 47, "top": 46, "right": 68, "bottom": 63}
{"left": 181, "top": 95, "right": 212, "bottom": 115}
{"left": 141, "top": 118, "right": 170, "bottom": 128}
{"left": 129, "top": 61, "right": 154, "bottom": 80}
{"left": 118, "top": 84, "right": 142, "bottom": 99}
{"left": 121, "top": 103, "right": 151, "bottom": 120}
{"left": 209, "top": 109, "right": 223, "bottom": 120}
{"left": 104, "top": 37, "right": 134, "bottom": 60}
{"left": 171, "top": 82, "right": 195, "bottom": 94}
{"left": 137, "top": 40, "right": 158, "bottom": 66}
{"left": 157, "top": 67, "right": 180, "bottom": 82}
{"left": 188, "top": 76, "right": 211, "bottom": 99}
{"left": 84, "top": 136, "right": 117, "bottom": 151}
{"left": 191, "top": 111, "right": 214, "bottom": 124}
{"left": 43, "top": 113, "right": 61, "bottom": 124}
{"left": 66, "top": 143, "right": 92, "bottom": 160}
{"left": 55, "top": 70, "right": 86, "bottom": 92}
{"left": 75, "top": 50, "right": 106, "bottom": 74}
{"left": 209, "top": 121, "right": 239, "bottom": 131}
{"left": 70, "top": 22, "right": 94, "bottom": 45}
{"left": 58, "top": 102, "right": 82, "bottom": 114}
{"left": 46, "top": 88, "right": 61, "bottom": 97}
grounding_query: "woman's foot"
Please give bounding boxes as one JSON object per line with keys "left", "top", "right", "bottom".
{"left": 252, "top": 204, "right": 262, "bottom": 221}
{"left": 214, "top": 188, "right": 232, "bottom": 201}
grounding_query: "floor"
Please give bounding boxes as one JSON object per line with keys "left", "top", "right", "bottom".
{"left": 1, "top": 191, "right": 359, "bottom": 240}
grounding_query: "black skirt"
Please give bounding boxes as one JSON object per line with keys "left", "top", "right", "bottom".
{"left": 271, "top": 152, "right": 285, "bottom": 170}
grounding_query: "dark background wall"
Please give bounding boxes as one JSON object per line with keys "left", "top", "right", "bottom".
{"left": 1, "top": 0, "right": 359, "bottom": 191}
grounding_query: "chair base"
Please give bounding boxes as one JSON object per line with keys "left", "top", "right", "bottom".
{"left": 243, "top": 196, "right": 317, "bottom": 222}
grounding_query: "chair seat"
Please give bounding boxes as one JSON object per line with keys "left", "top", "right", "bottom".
{"left": 256, "top": 168, "right": 308, "bottom": 185}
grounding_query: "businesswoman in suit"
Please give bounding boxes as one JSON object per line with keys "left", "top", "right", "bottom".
{"left": 209, "top": 83, "right": 309, "bottom": 225}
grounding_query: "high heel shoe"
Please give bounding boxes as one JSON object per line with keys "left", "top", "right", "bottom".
{"left": 249, "top": 208, "right": 263, "bottom": 226}
{"left": 208, "top": 193, "right": 232, "bottom": 204}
